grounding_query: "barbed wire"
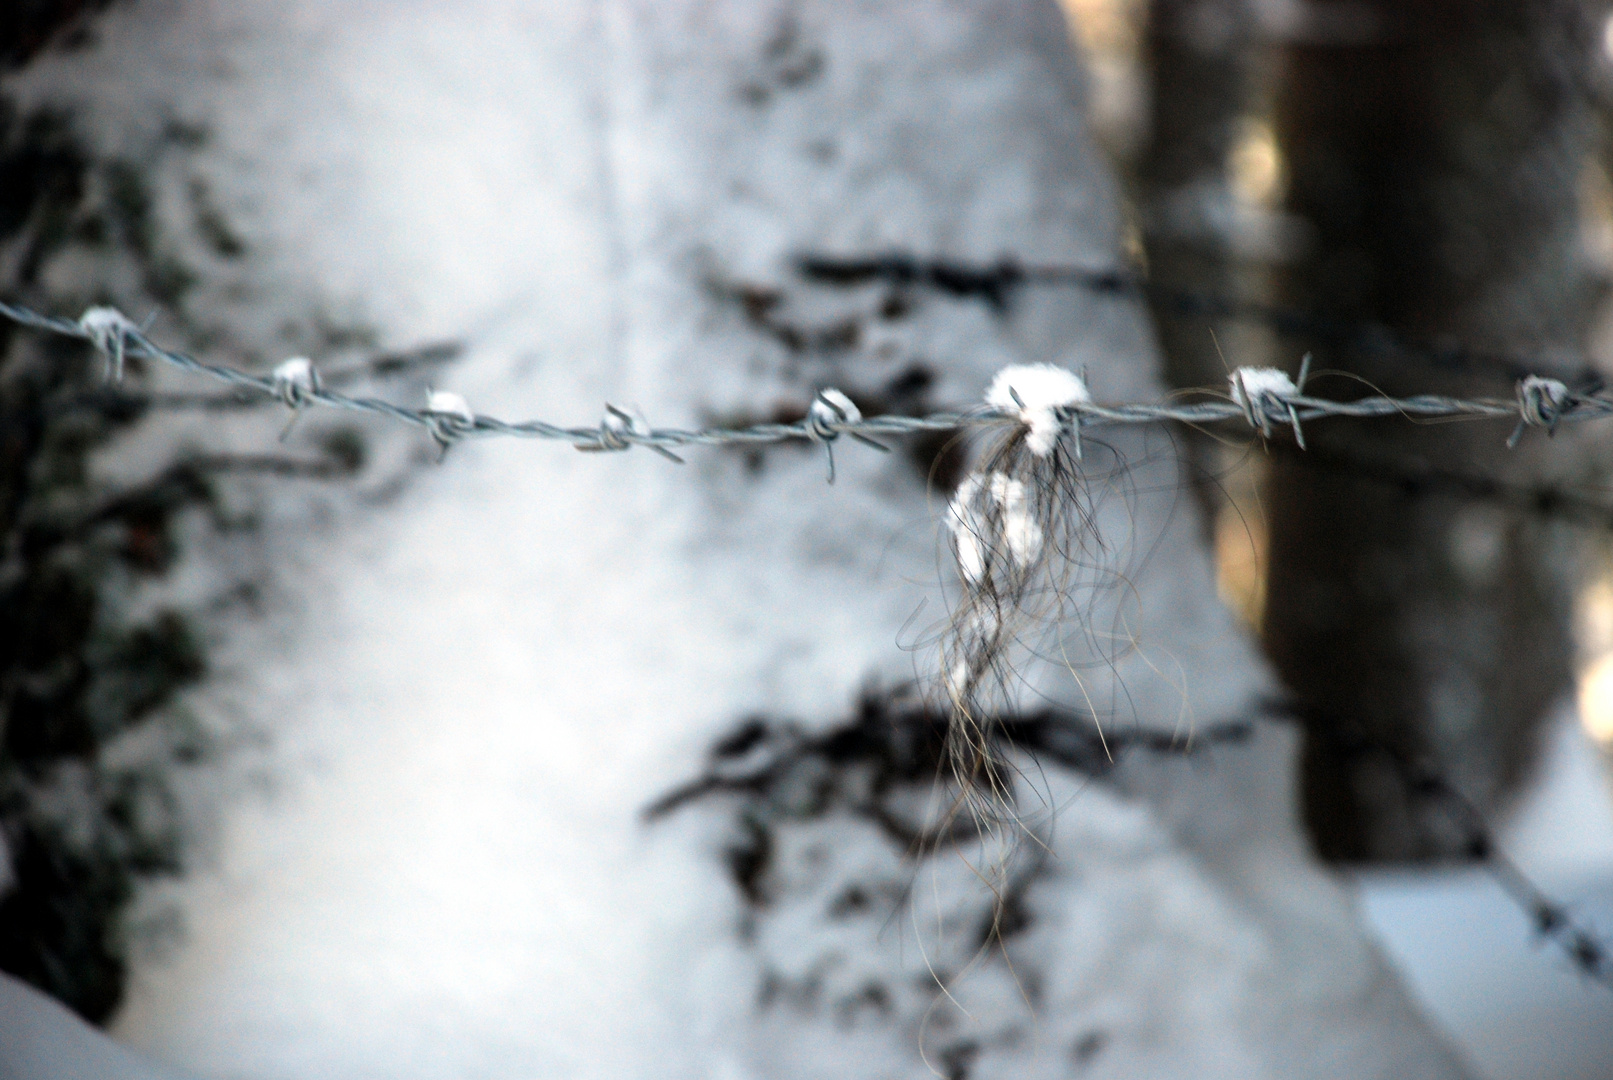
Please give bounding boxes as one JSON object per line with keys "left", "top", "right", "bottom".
{"left": 797, "top": 254, "right": 1605, "bottom": 388}
{"left": 1259, "top": 442, "right": 1613, "bottom": 530}
{"left": 649, "top": 688, "right": 1613, "bottom": 996}
{"left": 1, "top": 300, "right": 1604, "bottom": 466}
{"left": 5, "top": 296, "right": 1610, "bottom": 997}
{"left": 1310, "top": 713, "right": 1613, "bottom": 993}
{"left": 42, "top": 340, "right": 462, "bottom": 420}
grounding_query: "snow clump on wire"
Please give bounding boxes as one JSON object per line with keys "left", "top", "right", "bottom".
{"left": 985, "top": 362, "right": 1090, "bottom": 456}
{"left": 1227, "top": 366, "right": 1299, "bottom": 413}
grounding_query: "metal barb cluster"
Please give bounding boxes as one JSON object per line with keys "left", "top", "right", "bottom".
{"left": 1, "top": 300, "right": 1604, "bottom": 470}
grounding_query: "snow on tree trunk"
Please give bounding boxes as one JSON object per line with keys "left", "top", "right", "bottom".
{"left": 4, "top": 2, "right": 1467, "bottom": 1078}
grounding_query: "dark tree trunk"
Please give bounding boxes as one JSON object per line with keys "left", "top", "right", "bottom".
{"left": 1139, "top": 0, "right": 1256, "bottom": 392}
{"left": 1265, "top": 0, "right": 1602, "bottom": 860}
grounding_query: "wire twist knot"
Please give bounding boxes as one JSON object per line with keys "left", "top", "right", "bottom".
{"left": 1510, "top": 376, "right": 1572, "bottom": 447}
{"left": 807, "top": 388, "right": 859, "bottom": 442}
{"left": 272, "top": 357, "right": 320, "bottom": 409}
{"left": 271, "top": 356, "right": 321, "bottom": 440}
{"left": 423, "top": 388, "right": 476, "bottom": 457}
{"left": 582, "top": 404, "right": 685, "bottom": 463}
{"left": 1229, "top": 361, "right": 1308, "bottom": 449}
{"left": 596, "top": 404, "right": 636, "bottom": 451}
{"left": 78, "top": 306, "right": 139, "bottom": 382}
{"left": 985, "top": 363, "right": 1091, "bottom": 458}
{"left": 808, "top": 388, "right": 886, "bottom": 483}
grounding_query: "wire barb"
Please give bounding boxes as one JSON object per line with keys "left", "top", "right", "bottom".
{"left": 806, "top": 387, "right": 886, "bottom": 484}
{"left": 271, "top": 356, "right": 321, "bottom": 440}
{"left": 423, "top": 388, "right": 476, "bottom": 459}
{"left": 77, "top": 306, "right": 139, "bottom": 382}
{"left": 4, "top": 301, "right": 1612, "bottom": 463}
{"left": 1510, "top": 375, "right": 1573, "bottom": 448}
{"left": 582, "top": 404, "right": 686, "bottom": 463}
{"left": 986, "top": 363, "right": 1091, "bottom": 458}
{"left": 271, "top": 356, "right": 320, "bottom": 408}
{"left": 1229, "top": 365, "right": 1307, "bottom": 449}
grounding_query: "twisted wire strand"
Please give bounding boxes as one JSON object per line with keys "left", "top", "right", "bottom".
{"left": 1312, "top": 716, "right": 1613, "bottom": 993}
{"left": 7, "top": 295, "right": 1611, "bottom": 994}
{"left": 1, "top": 299, "right": 1601, "bottom": 459}
{"left": 797, "top": 254, "right": 1606, "bottom": 386}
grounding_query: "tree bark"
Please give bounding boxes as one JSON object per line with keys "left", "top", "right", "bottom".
{"left": 1265, "top": 0, "right": 1603, "bottom": 860}
{"left": 1139, "top": 0, "right": 1256, "bottom": 390}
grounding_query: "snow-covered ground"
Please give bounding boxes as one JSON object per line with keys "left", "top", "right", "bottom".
{"left": 1356, "top": 705, "right": 1613, "bottom": 1080}
{"left": 3, "top": 2, "right": 1601, "bottom": 1078}
{"left": 0, "top": 971, "right": 181, "bottom": 1080}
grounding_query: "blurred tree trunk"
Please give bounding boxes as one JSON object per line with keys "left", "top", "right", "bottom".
{"left": 2, "top": 1, "right": 116, "bottom": 67}
{"left": 1139, "top": 0, "right": 1254, "bottom": 392}
{"left": 1265, "top": 0, "right": 1603, "bottom": 860}
{"left": 1137, "top": 0, "right": 1260, "bottom": 548}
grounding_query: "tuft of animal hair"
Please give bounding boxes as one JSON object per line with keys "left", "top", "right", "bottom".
{"left": 936, "top": 364, "right": 1122, "bottom": 844}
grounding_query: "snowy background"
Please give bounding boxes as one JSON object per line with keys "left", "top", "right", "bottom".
{"left": 0, "top": 2, "right": 1610, "bottom": 1079}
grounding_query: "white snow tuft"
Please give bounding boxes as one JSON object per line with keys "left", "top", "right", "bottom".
{"left": 988, "top": 472, "right": 1042, "bottom": 568}
{"left": 77, "top": 306, "right": 139, "bottom": 380}
{"left": 945, "top": 472, "right": 1045, "bottom": 584}
{"left": 270, "top": 357, "right": 319, "bottom": 409}
{"left": 985, "top": 363, "right": 1090, "bottom": 456}
{"left": 1228, "top": 366, "right": 1300, "bottom": 409}
{"left": 947, "top": 474, "right": 987, "bottom": 582}
{"left": 271, "top": 357, "right": 317, "bottom": 392}
{"left": 425, "top": 389, "right": 474, "bottom": 422}
{"left": 77, "top": 305, "right": 137, "bottom": 343}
